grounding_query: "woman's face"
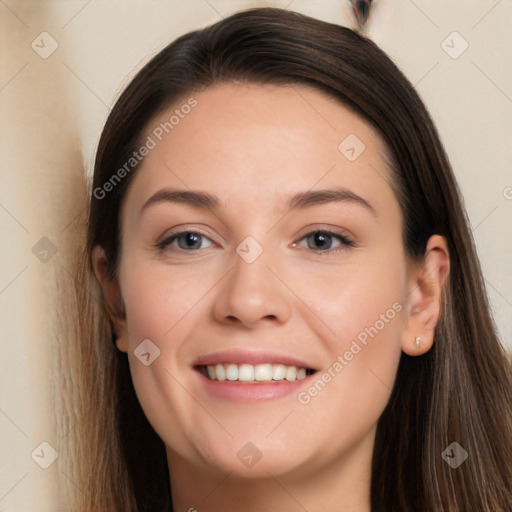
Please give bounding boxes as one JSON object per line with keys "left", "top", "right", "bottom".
{"left": 114, "top": 83, "right": 413, "bottom": 479}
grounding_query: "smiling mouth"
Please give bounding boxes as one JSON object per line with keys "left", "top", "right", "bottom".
{"left": 195, "top": 363, "right": 317, "bottom": 383}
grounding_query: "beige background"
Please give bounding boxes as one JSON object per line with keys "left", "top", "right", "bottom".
{"left": 1, "top": 1, "right": 511, "bottom": 509}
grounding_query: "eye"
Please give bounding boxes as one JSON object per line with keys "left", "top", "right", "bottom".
{"left": 156, "top": 231, "right": 215, "bottom": 251}
{"left": 295, "top": 230, "right": 355, "bottom": 253}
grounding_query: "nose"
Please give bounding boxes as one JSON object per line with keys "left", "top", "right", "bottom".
{"left": 212, "top": 246, "right": 292, "bottom": 329}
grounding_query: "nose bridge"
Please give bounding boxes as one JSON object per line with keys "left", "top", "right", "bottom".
{"left": 213, "top": 236, "right": 291, "bottom": 327}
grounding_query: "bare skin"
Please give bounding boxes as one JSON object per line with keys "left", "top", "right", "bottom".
{"left": 94, "top": 83, "right": 449, "bottom": 512}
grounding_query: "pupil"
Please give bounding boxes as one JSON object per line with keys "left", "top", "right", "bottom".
{"left": 182, "top": 233, "right": 200, "bottom": 249}
{"left": 311, "top": 232, "right": 331, "bottom": 250}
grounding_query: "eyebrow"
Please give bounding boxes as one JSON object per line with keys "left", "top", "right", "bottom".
{"left": 140, "top": 189, "right": 220, "bottom": 215}
{"left": 286, "top": 188, "right": 376, "bottom": 215}
{"left": 139, "top": 187, "right": 376, "bottom": 217}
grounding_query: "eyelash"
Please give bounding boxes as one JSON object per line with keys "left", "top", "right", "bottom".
{"left": 155, "top": 229, "right": 355, "bottom": 255}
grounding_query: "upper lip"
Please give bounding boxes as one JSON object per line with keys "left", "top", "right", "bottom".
{"left": 192, "top": 349, "right": 318, "bottom": 370}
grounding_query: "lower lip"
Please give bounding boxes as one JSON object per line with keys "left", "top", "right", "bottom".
{"left": 194, "top": 369, "right": 315, "bottom": 402}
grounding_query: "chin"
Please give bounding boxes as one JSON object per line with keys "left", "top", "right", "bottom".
{"left": 192, "top": 436, "right": 315, "bottom": 479}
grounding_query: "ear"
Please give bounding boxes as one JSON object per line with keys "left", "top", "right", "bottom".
{"left": 402, "top": 235, "right": 450, "bottom": 356}
{"left": 91, "top": 245, "right": 129, "bottom": 353}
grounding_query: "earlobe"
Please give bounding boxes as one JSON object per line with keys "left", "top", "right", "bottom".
{"left": 92, "top": 246, "right": 129, "bottom": 353}
{"left": 401, "top": 235, "right": 450, "bottom": 356}
{"left": 114, "top": 335, "right": 129, "bottom": 353}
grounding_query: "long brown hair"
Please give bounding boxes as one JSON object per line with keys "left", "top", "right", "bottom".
{"left": 62, "top": 7, "right": 512, "bottom": 511}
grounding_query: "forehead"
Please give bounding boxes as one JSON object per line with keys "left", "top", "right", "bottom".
{"left": 121, "top": 82, "right": 397, "bottom": 222}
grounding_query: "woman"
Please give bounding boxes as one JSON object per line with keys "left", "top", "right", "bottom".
{"left": 68, "top": 7, "right": 512, "bottom": 512}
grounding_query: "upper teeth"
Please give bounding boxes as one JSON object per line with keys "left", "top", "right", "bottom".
{"left": 203, "top": 363, "right": 308, "bottom": 382}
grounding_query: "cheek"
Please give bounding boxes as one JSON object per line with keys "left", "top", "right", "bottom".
{"left": 119, "top": 255, "right": 217, "bottom": 343}
{"left": 117, "top": 260, "right": 207, "bottom": 455}
{"left": 117, "top": 255, "right": 227, "bottom": 449}
{"left": 295, "top": 244, "right": 407, "bottom": 346}
{"left": 292, "top": 249, "right": 406, "bottom": 435}
{"left": 125, "top": 354, "right": 200, "bottom": 463}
